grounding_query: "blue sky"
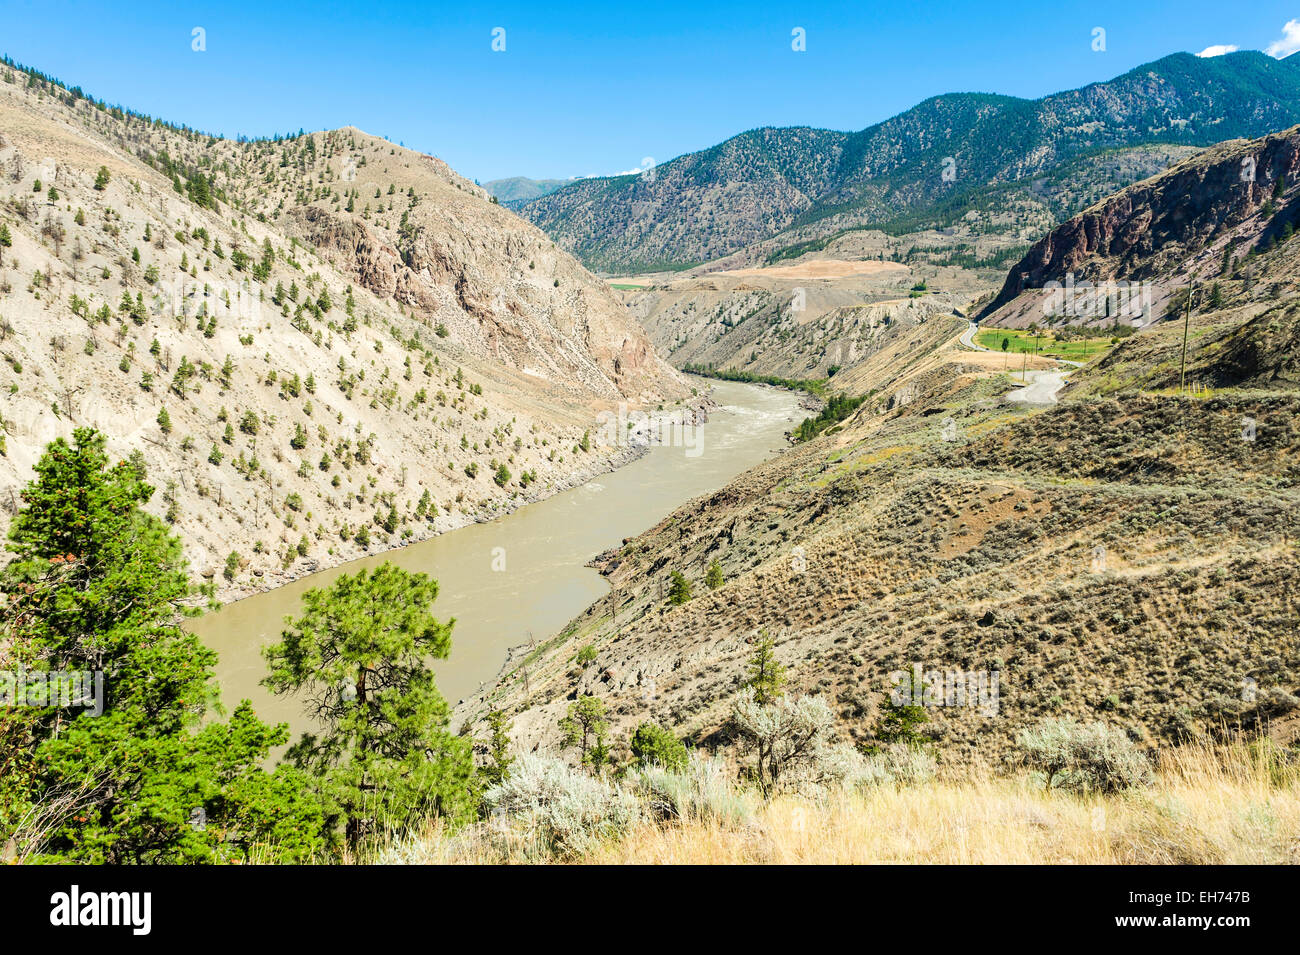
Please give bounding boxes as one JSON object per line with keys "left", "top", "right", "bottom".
{"left": 5, "top": 1, "right": 1300, "bottom": 182}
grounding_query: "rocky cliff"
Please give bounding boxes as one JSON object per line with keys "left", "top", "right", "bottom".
{"left": 983, "top": 125, "right": 1300, "bottom": 318}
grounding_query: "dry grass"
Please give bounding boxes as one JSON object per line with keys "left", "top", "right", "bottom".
{"left": 385, "top": 743, "right": 1300, "bottom": 865}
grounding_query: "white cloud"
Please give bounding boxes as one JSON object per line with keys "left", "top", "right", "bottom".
{"left": 580, "top": 166, "right": 650, "bottom": 179}
{"left": 1196, "top": 44, "right": 1238, "bottom": 58}
{"left": 1266, "top": 19, "right": 1300, "bottom": 58}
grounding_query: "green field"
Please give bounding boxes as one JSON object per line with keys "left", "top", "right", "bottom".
{"left": 976, "top": 327, "right": 1118, "bottom": 362}
{"left": 609, "top": 283, "right": 648, "bottom": 291}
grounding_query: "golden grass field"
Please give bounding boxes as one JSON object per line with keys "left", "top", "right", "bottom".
{"left": 382, "top": 743, "right": 1300, "bottom": 865}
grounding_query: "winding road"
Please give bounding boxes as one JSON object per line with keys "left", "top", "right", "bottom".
{"left": 959, "top": 321, "right": 1073, "bottom": 405}
{"left": 958, "top": 321, "right": 990, "bottom": 352}
{"left": 1004, "top": 369, "right": 1071, "bottom": 405}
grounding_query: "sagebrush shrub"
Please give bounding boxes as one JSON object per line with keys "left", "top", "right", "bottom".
{"left": 731, "top": 690, "right": 849, "bottom": 795}
{"left": 484, "top": 753, "right": 640, "bottom": 858}
{"left": 1018, "top": 718, "right": 1153, "bottom": 794}
{"left": 637, "top": 753, "right": 751, "bottom": 824}
{"left": 852, "top": 744, "right": 938, "bottom": 789}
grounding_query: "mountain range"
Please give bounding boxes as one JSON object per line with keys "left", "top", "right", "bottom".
{"left": 481, "top": 176, "right": 571, "bottom": 204}
{"left": 517, "top": 51, "right": 1300, "bottom": 273}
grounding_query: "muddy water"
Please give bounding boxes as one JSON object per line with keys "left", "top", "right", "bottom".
{"left": 194, "top": 379, "right": 803, "bottom": 733}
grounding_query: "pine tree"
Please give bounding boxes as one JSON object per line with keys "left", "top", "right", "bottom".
{"left": 94, "top": 165, "right": 111, "bottom": 191}
{"left": 558, "top": 695, "right": 609, "bottom": 771}
{"left": 630, "top": 722, "right": 688, "bottom": 772}
{"left": 705, "top": 558, "right": 724, "bottom": 590}
{"left": 0, "top": 428, "right": 327, "bottom": 862}
{"left": 262, "top": 563, "right": 477, "bottom": 848}
{"left": 743, "top": 632, "right": 785, "bottom": 705}
{"left": 667, "top": 570, "right": 692, "bottom": 605}
{"left": 480, "top": 709, "right": 514, "bottom": 786}
{"left": 869, "top": 672, "right": 930, "bottom": 752}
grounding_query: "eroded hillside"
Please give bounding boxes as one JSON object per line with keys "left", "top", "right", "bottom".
{"left": 983, "top": 124, "right": 1300, "bottom": 328}
{"left": 0, "top": 62, "right": 686, "bottom": 594}
{"left": 461, "top": 129, "right": 1300, "bottom": 767}
{"left": 618, "top": 236, "right": 1008, "bottom": 384}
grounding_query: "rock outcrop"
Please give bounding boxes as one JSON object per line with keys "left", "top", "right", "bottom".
{"left": 983, "top": 126, "right": 1300, "bottom": 316}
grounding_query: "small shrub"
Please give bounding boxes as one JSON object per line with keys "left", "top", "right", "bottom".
{"left": 851, "top": 744, "right": 938, "bottom": 789}
{"left": 484, "top": 754, "right": 641, "bottom": 860}
{"left": 629, "top": 721, "right": 688, "bottom": 773}
{"left": 636, "top": 753, "right": 750, "bottom": 824}
{"left": 1017, "top": 718, "right": 1154, "bottom": 794}
{"left": 731, "top": 690, "right": 845, "bottom": 796}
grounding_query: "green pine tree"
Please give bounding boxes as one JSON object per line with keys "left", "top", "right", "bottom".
{"left": 0, "top": 428, "right": 327, "bottom": 863}
{"left": 558, "top": 695, "right": 609, "bottom": 771}
{"left": 869, "top": 673, "right": 931, "bottom": 753}
{"left": 262, "top": 563, "right": 478, "bottom": 849}
{"left": 743, "top": 632, "right": 785, "bottom": 705}
{"left": 629, "top": 722, "right": 688, "bottom": 772}
{"left": 667, "top": 571, "right": 693, "bottom": 605}
{"left": 479, "top": 709, "right": 514, "bottom": 787}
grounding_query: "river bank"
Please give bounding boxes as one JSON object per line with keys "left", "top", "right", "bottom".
{"left": 192, "top": 379, "right": 803, "bottom": 732}
{"left": 206, "top": 391, "right": 718, "bottom": 604}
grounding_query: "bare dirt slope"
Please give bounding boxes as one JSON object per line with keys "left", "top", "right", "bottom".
{"left": 619, "top": 249, "right": 999, "bottom": 383}
{"left": 0, "top": 64, "right": 686, "bottom": 596}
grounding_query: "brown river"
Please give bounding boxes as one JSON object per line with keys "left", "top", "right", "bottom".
{"left": 193, "top": 379, "right": 803, "bottom": 733}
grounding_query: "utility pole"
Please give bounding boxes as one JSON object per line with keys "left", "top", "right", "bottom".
{"left": 523, "top": 631, "right": 535, "bottom": 702}
{"left": 1179, "top": 282, "right": 1196, "bottom": 394}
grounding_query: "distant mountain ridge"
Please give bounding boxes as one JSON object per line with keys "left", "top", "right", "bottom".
{"left": 519, "top": 51, "right": 1300, "bottom": 273}
{"left": 482, "top": 176, "right": 571, "bottom": 204}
